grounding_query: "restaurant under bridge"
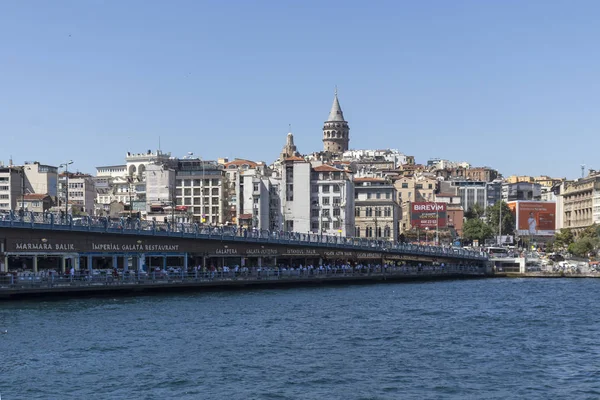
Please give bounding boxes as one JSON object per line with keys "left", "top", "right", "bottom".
{"left": 0, "top": 212, "right": 488, "bottom": 274}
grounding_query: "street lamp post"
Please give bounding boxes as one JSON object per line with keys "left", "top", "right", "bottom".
{"left": 59, "top": 161, "right": 73, "bottom": 217}
{"left": 435, "top": 206, "right": 439, "bottom": 246}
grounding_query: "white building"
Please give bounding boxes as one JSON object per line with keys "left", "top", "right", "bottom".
{"left": 280, "top": 156, "right": 312, "bottom": 233}
{"left": 175, "top": 159, "right": 225, "bottom": 225}
{"left": 59, "top": 173, "right": 96, "bottom": 216}
{"left": 354, "top": 177, "right": 399, "bottom": 240}
{"left": 310, "top": 164, "right": 354, "bottom": 236}
{"left": 0, "top": 166, "right": 24, "bottom": 212}
{"left": 95, "top": 150, "right": 175, "bottom": 217}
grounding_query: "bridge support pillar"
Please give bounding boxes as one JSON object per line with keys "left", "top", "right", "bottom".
{"left": 1, "top": 256, "right": 7, "bottom": 272}
{"left": 202, "top": 256, "right": 206, "bottom": 269}
{"left": 163, "top": 256, "right": 167, "bottom": 270}
{"left": 184, "top": 253, "right": 188, "bottom": 271}
{"left": 273, "top": 257, "right": 277, "bottom": 267}
{"left": 87, "top": 255, "right": 93, "bottom": 272}
{"left": 240, "top": 258, "right": 245, "bottom": 267}
{"left": 60, "top": 257, "right": 66, "bottom": 273}
{"left": 33, "top": 256, "right": 38, "bottom": 273}
{"left": 258, "top": 257, "right": 262, "bottom": 268}
{"left": 319, "top": 258, "right": 323, "bottom": 266}
{"left": 124, "top": 256, "right": 129, "bottom": 272}
{"left": 112, "top": 255, "right": 118, "bottom": 270}
{"left": 74, "top": 256, "right": 80, "bottom": 271}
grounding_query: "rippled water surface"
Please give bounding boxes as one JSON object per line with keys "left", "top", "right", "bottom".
{"left": 2, "top": 279, "right": 600, "bottom": 399}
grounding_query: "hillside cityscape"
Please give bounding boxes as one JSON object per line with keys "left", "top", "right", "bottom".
{"left": 1, "top": 91, "right": 598, "bottom": 256}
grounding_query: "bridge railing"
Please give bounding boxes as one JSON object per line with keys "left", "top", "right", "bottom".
{"left": 0, "top": 211, "right": 489, "bottom": 260}
{"left": 0, "top": 264, "right": 488, "bottom": 291}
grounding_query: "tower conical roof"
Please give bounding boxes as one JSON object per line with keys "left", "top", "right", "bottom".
{"left": 327, "top": 90, "right": 345, "bottom": 122}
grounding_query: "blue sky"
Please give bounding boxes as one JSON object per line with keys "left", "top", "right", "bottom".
{"left": 1, "top": 0, "right": 598, "bottom": 179}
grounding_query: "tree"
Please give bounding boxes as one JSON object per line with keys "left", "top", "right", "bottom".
{"left": 465, "top": 203, "right": 485, "bottom": 220}
{"left": 463, "top": 218, "right": 494, "bottom": 243}
{"left": 554, "top": 228, "right": 574, "bottom": 250}
{"left": 568, "top": 237, "right": 599, "bottom": 258}
{"left": 486, "top": 201, "right": 515, "bottom": 237}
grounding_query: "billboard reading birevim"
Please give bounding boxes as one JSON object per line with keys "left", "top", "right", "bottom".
{"left": 507, "top": 201, "right": 556, "bottom": 237}
{"left": 410, "top": 202, "right": 447, "bottom": 228}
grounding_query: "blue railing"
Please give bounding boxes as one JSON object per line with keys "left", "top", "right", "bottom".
{"left": 0, "top": 211, "right": 488, "bottom": 260}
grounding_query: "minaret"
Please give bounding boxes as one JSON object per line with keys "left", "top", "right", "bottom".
{"left": 280, "top": 125, "right": 300, "bottom": 160}
{"left": 322, "top": 88, "right": 350, "bottom": 154}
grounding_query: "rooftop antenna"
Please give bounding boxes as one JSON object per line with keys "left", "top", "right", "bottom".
{"left": 581, "top": 164, "right": 586, "bottom": 179}
{"left": 158, "top": 136, "right": 161, "bottom": 152}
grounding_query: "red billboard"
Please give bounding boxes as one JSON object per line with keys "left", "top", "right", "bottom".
{"left": 507, "top": 201, "right": 556, "bottom": 237}
{"left": 411, "top": 202, "right": 447, "bottom": 228}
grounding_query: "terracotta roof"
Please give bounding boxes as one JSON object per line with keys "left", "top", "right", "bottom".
{"left": 284, "top": 156, "right": 306, "bottom": 162}
{"left": 23, "top": 194, "right": 50, "bottom": 200}
{"left": 354, "top": 177, "right": 386, "bottom": 183}
{"left": 313, "top": 165, "right": 344, "bottom": 172}
{"left": 238, "top": 213, "right": 253, "bottom": 219}
{"left": 224, "top": 159, "right": 258, "bottom": 168}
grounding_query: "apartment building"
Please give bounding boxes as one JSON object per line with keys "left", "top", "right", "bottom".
{"left": 561, "top": 171, "right": 600, "bottom": 234}
{"left": 310, "top": 164, "right": 354, "bottom": 237}
{"left": 175, "top": 159, "right": 225, "bottom": 225}
{"left": 354, "top": 177, "right": 398, "bottom": 240}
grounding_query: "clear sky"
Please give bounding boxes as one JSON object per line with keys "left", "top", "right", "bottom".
{"left": 1, "top": 1, "right": 598, "bottom": 179}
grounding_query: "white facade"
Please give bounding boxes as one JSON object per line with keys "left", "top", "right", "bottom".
{"left": 145, "top": 163, "right": 176, "bottom": 206}
{"left": 354, "top": 177, "right": 399, "bottom": 240}
{"left": 23, "top": 162, "right": 58, "bottom": 198}
{"left": 342, "top": 149, "right": 408, "bottom": 169}
{"left": 175, "top": 159, "right": 225, "bottom": 225}
{"left": 310, "top": 165, "right": 354, "bottom": 236}
{"left": 0, "top": 167, "right": 22, "bottom": 212}
{"left": 62, "top": 174, "right": 96, "bottom": 216}
{"left": 281, "top": 159, "right": 311, "bottom": 233}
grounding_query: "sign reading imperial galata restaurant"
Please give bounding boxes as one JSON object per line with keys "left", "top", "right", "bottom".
{"left": 8, "top": 240, "right": 180, "bottom": 253}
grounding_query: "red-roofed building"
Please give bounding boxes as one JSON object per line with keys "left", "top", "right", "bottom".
{"left": 17, "top": 194, "right": 53, "bottom": 213}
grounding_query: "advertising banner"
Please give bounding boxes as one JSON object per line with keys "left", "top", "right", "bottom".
{"left": 508, "top": 201, "right": 556, "bottom": 237}
{"left": 410, "top": 202, "right": 447, "bottom": 228}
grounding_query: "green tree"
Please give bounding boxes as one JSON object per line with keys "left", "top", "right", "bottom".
{"left": 568, "top": 237, "right": 599, "bottom": 258}
{"left": 464, "top": 203, "right": 485, "bottom": 220}
{"left": 486, "top": 201, "right": 516, "bottom": 237}
{"left": 463, "top": 218, "right": 494, "bottom": 243}
{"left": 554, "top": 228, "right": 574, "bottom": 250}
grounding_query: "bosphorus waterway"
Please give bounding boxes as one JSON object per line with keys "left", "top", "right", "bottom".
{"left": 1, "top": 278, "right": 600, "bottom": 399}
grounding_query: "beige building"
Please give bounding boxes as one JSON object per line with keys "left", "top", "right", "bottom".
{"left": 354, "top": 177, "right": 398, "bottom": 240}
{"left": 18, "top": 194, "right": 53, "bottom": 213}
{"left": 394, "top": 175, "right": 438, "bottom": 205}
{"left": 561, "top": 171, "right": 600, "bottom": 234}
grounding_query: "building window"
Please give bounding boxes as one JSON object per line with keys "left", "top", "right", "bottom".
{"left": 184, "top": 179, "right": 191, "bottom": 186}
{"left": 311, "top": 221, "right": 319, "bottom": 230}
{"left": 212, "top": 179, "right": 219, "bottom": 186}
{"left": 376, "top": 192, "right": 381, "bottom": 199}
{"left": 355, "top": 207, "right": 360, "bottom": 217}
{"left": 322, "top": 221, "right": 330, "bottom": 230}
{"left": 386, "top": 192, "right": 391, "bottom": 199}
{"left": 333, "top": 197, "right": 341, "bottom": 206}
{"left": 355, "top": 227, "right": 361, "bottom": 237}
{"left": 322, "top": 208, "right": 330, "bottom": 217}
{"left": 253, "top": 184, "right": 259, "bottom": 191}
{"left": 333, "top": 220, "right": 340, "bottom": 229}
{"left": 333, "top": 185, "right": 340, "bottom": 193}
{"left": 367, "top": 192, "right": 372, "bottom": 199}
{"left": 311, "top": 209, "right": 319, "bottom": 218}
{"left": 366, "top": 227, "right": 373, "bottom": 237}
{"left": 402, "top": 183, "right": 408, "bottom": 189}
{"left": 322, "top": 185, "right": 330, "bottom": 193}
{"left": 366, "top": 207, "right": 373, "bottom": 217}
{"left": 333, "top": 207, "right": 340, "bottom": 217}
{"left": 322, "top": 197, "right": 330, "bottom": 205}
{"left": 384, "top": 207, "right": 391, "bottom": 217}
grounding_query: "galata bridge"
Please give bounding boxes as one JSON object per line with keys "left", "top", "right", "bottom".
{"left": 0, "top": 212, "right": 489, "bottom": 299}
